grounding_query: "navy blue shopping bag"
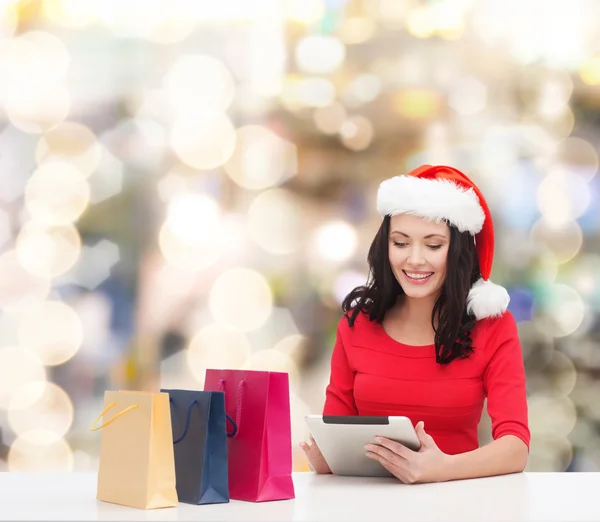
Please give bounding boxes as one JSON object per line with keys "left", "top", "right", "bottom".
{"left": 162, "top": 389, "right": 235, "bottom": 505}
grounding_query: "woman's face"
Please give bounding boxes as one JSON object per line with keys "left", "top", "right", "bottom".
{"left": 388, "top": 213, "right": 450, "bottom": 300}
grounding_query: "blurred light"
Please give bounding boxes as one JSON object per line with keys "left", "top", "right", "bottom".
{"left": 536, "top": 169, "right": 590, "bottom": 226}
{"left": 16, "top": 221, "right": 82, "bottom": 278}
{"left": 406, "top": 6, "right": 435, "bottom": 38}
{"left": 537, "top": 284, "right": 586, "bottom": 338}
{"left": 159, "top": 193, "right": 221, "bottom": 272}
{"left": 165, "top": 55, "right": 235, "bottom": 115}
{"left": 95, "top": 0, "right": 197, "bottom": 41}
{"left": 530, "top": 219, "right": 583, "bottom": 264}
{"left": 8, "top": 381, "right": 74, "bottom": 441}
{"left": 296, "top": 77, "right": 336, "bottom": 108}
{"left": 313, "top": 102, "right": 347, "bottom": 135}
{"left": 24, "top": 161, "right": 90, "bottom": 225}
{"left": 312, "top": 221, "right": 357, "bottom": 262}
{"left": 555, "top": 137, "right": 598, "bottom": 181}
{"left": 8, "top": 430, "right": 74, "bottom": 471}
{"left": 224, "top": 125, "right": 297, "bottom": 190}
{"left": 0, "top": 32, "right": 71, "bottom": 134}
{"left": 516, "top": 319, "right": 555, "bottom": 361}
{"left": 333, "top": 269, "right": 367, "bottom": 304}
{"left": 248, "top": 189, "right": 302, "bottom": 255}
{"left": 6, "top": 84, "right": 71, "bottom": 135}
{"left": 0, "top": 346, "right": 46, "bottom": 410}
{"left": 143, "top": 2, "right": 197, "bottom": 44}
{"left": 209, "top": 268, "right": 273, "bottom": 332}
{"left": 522, "top": 124, "right": 560, "bottom": 156}
{"left": 529, "top": 394, "right": 576, "bottom": 438}
{"left": 0, "top": 32, "right": 70, "bottom": 98}
{"left": 36, "top": 121, "right": 102, "bottom": 178}
{"left": 528, "top": 350, "right": 577, "bottom": 399}
{"left": 0, "top": 250, "right": 51, "bottom": 312}
{"left": 187, "top": 324, "right": 252, "bottom": 386}
{"left": 527, "top": 435, "right": 573, "bottom": 472}
{"left": 273, "top": 334, "right": 306, "bottom": 359}
{"left": 157, "top": 171, "right": 190, "bottom": 203}
{"left": 100, "top": 118, "right": 167, "bottom": 171}
{"left": 285, "top": 0, "right": 324, "bottom": 24}
{"left": 295, "top": 35, "right": 345, "bottom": 74}
{"left": 337, "top": 16, "right": 376, "bottom": 44}
{"left": 393, "top": 89, "right": 441, "bottom": 119}
{"left": 424, "top": 122, "right": 452, "bottom": 166}
{"left": 563, "top": 254, "right": 600, "bottom": 301}
{"left": 167, "top": 193, "right": 219, "bottom": 244}
{"left": 18, "top": 300, "right": 83, "bottom": 366}
{"left": 340, "top": 116, "right": 374, "bottom": 151}
{"left": 0, "top": 125, "right": 38, "bottom": 204}
{"left": 539, "top": 107, "right": 575, "bottom": 141}
{"left": 537, "top": 74, "right": 573, "bottom": 118}
{"left": 531, "top": 247, "right": 560, "bottom": 286}
{"left": 347, "top": 74, "right": 382, "bottom": 104}
{"left": 171, "top": 112, "right": 236, "bottom": 170}
{"left": 0, "top": 208, "right": 10, "bottom": 249}
{"left": 579, "top": 55, "right": 600, "bottom": 85}
{"left": 88, "top": 149, "right": 124, "bottom": 204}
{"left": 42, "top": 0, "right": 95, "bottom": 29}
{"left": 0, "top": 2, "right": 17, "bottom": 39}
{"left": 60, "top": 240, "right": 120, "bottom": 290}
{"left": 243, "top": 349, "right": 299, "bottom": 382}
{"left": 449, "top": 76, "right": 487, "bottom": 115}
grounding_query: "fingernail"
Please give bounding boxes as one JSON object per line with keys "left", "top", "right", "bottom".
{"left": 375, "top": 437, "right": 383, "bottom": 443}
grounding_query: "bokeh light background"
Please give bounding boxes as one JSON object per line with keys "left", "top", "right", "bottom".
{"left": 0, "top": 0, "right": 599, "bottom": 474}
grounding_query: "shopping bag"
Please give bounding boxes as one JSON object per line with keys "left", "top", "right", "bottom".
{"left": 204, "top": 369, "right": 295, "bottom": 502}
{"left": 162, "top": 389, "right": 233, "bottom": 505}
{"left": 91, "top": 390, "right": 178, "bottom": 510}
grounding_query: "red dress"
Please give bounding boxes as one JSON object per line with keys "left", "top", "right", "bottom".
{"left": 323, "top": 310, "right": 530, "bottom": 455}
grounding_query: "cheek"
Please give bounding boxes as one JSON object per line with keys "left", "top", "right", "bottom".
{"left": 432, "top": 250, "right": 449, "bottom": 272}
{"left": 388, "top": 246, "right": 403, "bottom": 266}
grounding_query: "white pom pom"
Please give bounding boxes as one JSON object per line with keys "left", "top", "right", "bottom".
{"left": 466, "top": 278, "right": 510, "bottom": 320}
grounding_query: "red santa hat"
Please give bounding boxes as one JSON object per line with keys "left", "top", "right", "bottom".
{"left": 376, "top": 164, "right": 509, "bottom": 320}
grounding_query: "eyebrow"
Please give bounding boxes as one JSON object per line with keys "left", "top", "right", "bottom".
{"left": 390, "top": 230, "right": 449, "bottom": 240}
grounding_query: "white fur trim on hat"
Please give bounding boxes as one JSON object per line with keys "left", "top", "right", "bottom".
{"left": 466, "top": 278, "right": 510, "bottom": 320}
{"left": 377, "top": 176, "right": 485, "bottom": 234}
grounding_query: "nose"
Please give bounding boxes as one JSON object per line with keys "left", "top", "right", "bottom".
{"left": 407, "top": 245, "right": 426, "bottom": 266}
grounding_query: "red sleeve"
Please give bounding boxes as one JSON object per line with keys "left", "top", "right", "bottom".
{"left": 323, "top": 318, "right": 358, "bottom": 415}
{"left": 483, "top": 312, "right": 530, "bottom": 450}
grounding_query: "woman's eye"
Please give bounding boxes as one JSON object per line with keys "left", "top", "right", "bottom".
{"left": 393, "top": 242, "right": 407, "bottom": 248}
{"left": 428, "top": 245, "right": 442, "bottom": 250}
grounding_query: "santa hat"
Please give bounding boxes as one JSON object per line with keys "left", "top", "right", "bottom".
{"left": 376, "top": 164, "right": 509, "bottom": 320}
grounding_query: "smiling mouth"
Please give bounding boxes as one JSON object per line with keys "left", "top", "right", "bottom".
{"left": 403, "top": 270, "right": 434, "bottom": 281}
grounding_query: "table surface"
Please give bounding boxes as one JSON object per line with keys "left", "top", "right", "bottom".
{"left": 0, "top": 471, "right": 598, "bottom": 521}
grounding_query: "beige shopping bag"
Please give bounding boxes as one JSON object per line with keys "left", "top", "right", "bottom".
{"left": 91, "top": 390, "right": 178, "bottom": 510}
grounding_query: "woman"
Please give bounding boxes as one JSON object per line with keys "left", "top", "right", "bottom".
{"left": 301, "top": 165, "right": 529, "bottom": 483}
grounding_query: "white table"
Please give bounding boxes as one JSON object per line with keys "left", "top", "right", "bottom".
{"left": 0, "top": 471, "right": 598, "bottom": 521}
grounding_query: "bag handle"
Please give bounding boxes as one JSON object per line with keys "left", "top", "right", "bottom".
{"left": 169, "top": 398, "right": 238, "bottom": 443}
{"left": 90, "top": 402, "right": 139, "bottom": 431}
{"left": 218, "top": 378, "right": 245, "bottom": 439}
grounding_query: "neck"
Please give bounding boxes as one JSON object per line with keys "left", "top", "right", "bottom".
{"left": 395, "top": 294, "right": 437, "bottom": 328}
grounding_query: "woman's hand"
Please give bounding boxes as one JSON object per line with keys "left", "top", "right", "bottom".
{"left": 300, "top": 435, "right": 331, "bottom": 474}
{"left": 365, "top": 421, "right": 450, "bottom": 484}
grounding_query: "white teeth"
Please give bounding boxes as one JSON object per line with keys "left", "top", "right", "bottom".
{"left": 405, "top": 272, "right": 433, "bottom": 280}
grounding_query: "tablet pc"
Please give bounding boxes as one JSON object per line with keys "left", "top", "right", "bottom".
{"left": 305, "top": 415, "right": 420, "bottom": 477}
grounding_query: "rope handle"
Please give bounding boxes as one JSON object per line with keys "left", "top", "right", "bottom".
{"left": 169, "top": 397, "right": 238, "bottom": 443}
{"left": 90, "top": 402, "right": 139, "bottom": 431}
{"left": 218, "top": 378, "right": 245, "bottom": 439}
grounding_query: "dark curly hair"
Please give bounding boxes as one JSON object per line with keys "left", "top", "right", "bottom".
{"left": 342, "top": 215, "right": 481, "bottom": 364}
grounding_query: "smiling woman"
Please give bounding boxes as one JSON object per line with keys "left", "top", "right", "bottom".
{"left": 301, "top": 165, "right": 529, "bottom": 484}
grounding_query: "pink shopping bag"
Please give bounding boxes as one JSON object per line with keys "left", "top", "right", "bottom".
{"left": 204, "top": 369, "right": 295, "bottom": 502}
